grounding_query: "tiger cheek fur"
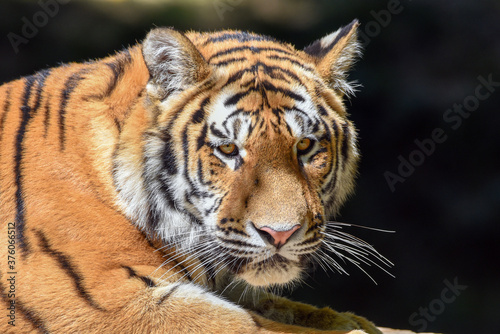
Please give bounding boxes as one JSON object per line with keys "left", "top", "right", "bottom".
{"left": 0, "top": 20, "right": 385, "bottom": 334}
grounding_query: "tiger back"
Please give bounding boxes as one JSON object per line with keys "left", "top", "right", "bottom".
{"left": 0, "top": 21, "right": 384, "bottom": 333}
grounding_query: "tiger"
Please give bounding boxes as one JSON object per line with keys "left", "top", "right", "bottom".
{"left": 0, "top": 20, "right": 388, "bottom": 333}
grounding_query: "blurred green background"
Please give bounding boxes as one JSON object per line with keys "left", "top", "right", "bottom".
{"left": 1, "top": 0, "right": 499, "bottom": 333}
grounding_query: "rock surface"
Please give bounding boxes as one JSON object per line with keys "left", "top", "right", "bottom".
{"left": 378, "top": 327, "right": 438, "bottom": 334}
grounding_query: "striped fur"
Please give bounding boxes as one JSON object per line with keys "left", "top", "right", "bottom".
{"left": 0, "top": 21, "right": 383, "bottom": 333}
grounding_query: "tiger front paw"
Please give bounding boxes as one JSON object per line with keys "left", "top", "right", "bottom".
{"left": 303, "top": 308, "right": 381, "bottom": 334}
{"left": 254, "top": 297, "right": 381, "bottom": 334}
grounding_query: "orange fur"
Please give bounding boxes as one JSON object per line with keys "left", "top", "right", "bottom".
{"left": 0, "top": 21, "right": 381, "bottom": 333}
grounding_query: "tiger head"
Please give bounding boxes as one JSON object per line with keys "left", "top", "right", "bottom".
{"left": 115, "top": 21, "right": 362, "bottom": 287}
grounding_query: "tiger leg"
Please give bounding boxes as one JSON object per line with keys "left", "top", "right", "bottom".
{"left": 225, "top": 290, "right": 381, "bottom": 334}
{"left": 251, "top": 295, "right": 381, "bottom": 334}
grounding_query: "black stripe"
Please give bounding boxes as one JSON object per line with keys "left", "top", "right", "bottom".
{"left": 217, "top": 225, "right": 249, "bottom": 237}
{"left": 265, "top": 65, "right": 303, "bottom": 83}
{"left": 207, "top": 46, "right": 295, "bottom": 63}
{"left": 209, "top": 123, "right": 227, "bottom": 138}
{"left": 323, "top": 119, "right": 340, "bottom": 194}
{"left": 308, "top": 147, "right": 327, "bottom": 163}
{"left": 206, "top": 195, "right": 224, "bottom": 215}
{"left": 104, "top": 48, "right": 132, "bottom": 97}
{"left": 16, "top": 300, "right": 50, "bottom": 334}
{"left": 0, "top": 86, "right": 12, "bottom": 136}
{"left": 157, "top": 284, "right": 180, "bottom": 305}
{"left": 317, "top": 104, "right": 328, "bottom": 116}
{"left": 162, "top": 138, "right": 178, "bottom": 175}
{"left": 196, "top": 123, "right": 207, "bottom": 151}
{"left": 144, "top": 167, "right": 178, "bottom": 235}
{"left": 265, "top": 55, "right": 315, "bottom": 72}
{"left": 191, "top": 96, "right": 210, "bottom": 124}
{"left": 181, "top": 127, "right": 197, "bottom": 198}
{"left": 234, "top": 156, "right": 244, "bottom": 170}
{"left": 312, "top": 118, "right": 320, "bottom": 133}
{"left": 219, "top": 246, "right": 256, "bottom": 256}
{"left": 203, "top": 31, "right": 278, "bottom": 46}
{"left": 296, "top": 234, "right": 321, "bottom": 246}
{"left": 247, "top": 118, "right": 257, "bottom": 138}
{"left": 0, "top": 280, "right": 49, "bottom": 334}
{"left": 224, "top": 87, "right": 259, "bottom": 107}
{"left": 31, "top": 69, "right": 51, "bottom": 116}
{"left": 14, "top": 75, "right": 37, "bottom": 256}
{"left": 221, "top": 108, "right": 245, "bottom": 135}
{"left": 197, "top": 158, "right": 212, "bottom": 187}
{"left": 261, "top": 81, "right": 305, "bottom": 102}
{"left": 122, "top": 266, "right": 156, "bottom": 287}
{"left": 232, "top": 118, "right": 243, "bottom": 140}
{"left": 43, "top": 93, "right": 51, "bottom": 138}
{"left": 191, "top": 107, "right": 204, "bottom": 124}
{"left": 212, "top": 57, "right": 247, "bottom": 67}
{"left": 319, "top": 116, "right": 331, "bottom": 142}
{"left": 59, "top": 69, "right": 87, "bottom": 151}
{"left": 0, "top": 87, "right": 12, "bottom": 166}
{"left": 182, "top": 112, "right": 215, "bottom": 200}
{"left": 35, "top": 230, "right": 105, "bottom": 311}
{"left": 113, "top": 117, "right": 122, "bottom": 133}
{"left": 341, "top": 122, "right": 350, "bottom": 168}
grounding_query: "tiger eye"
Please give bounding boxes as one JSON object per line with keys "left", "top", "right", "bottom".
{"left": 219, "top": 143, "right": 237, "bottom": 155}
{"left": 296, "top": 138, "right": 312, "bottom": 152}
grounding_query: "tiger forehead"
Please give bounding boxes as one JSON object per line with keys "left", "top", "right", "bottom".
{"left": 205, "top": 90, "right": 324, "bottom": 153}
{"left": 183, "top": 30, "right": 336, "bottom": 144}
{"left": 187, "top": 30, "right": 313, "bottom": 70}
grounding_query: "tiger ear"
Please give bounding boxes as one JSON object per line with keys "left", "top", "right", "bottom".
{"left": 142, "top": 27, "right": 211, "bottom": 99}
{"left": 304, "top": 20, "right": 362, "bottom": 98}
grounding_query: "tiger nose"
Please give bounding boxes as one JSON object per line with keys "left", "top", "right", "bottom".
{"left": 257, "top": 225, "right": 301, "bottom": 248}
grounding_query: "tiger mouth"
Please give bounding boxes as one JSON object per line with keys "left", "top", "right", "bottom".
{"left": 224, "top": 251, "right": 307, "bottom": 275}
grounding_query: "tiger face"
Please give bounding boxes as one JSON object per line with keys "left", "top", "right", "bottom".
{"left": 115, "top": 22, "right": 361, "bottom": 287}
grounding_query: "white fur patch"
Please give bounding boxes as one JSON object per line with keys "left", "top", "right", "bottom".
{"left": 320, "top": 30, "right": 341, "bottom": 50}
{"left": 154, "top": 282, "right": 246, "bottom": 314}
{"left": 207, "top": 91, "right": 253, "bottom": 170}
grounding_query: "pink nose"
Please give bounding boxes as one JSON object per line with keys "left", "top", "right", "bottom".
{"left": 258, "top": 225, "right": 301, "bottom": 248}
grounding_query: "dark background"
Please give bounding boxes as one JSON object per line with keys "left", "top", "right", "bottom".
{"left": 1, "top": 1, "right": 498, "bottom": 333}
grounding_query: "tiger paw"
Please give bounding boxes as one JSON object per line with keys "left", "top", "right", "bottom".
{"left": 304, "top": 309, "right": 381, "bottom": 334}
{"left": 254, "top": 297, "right": 381, "bottom": 334}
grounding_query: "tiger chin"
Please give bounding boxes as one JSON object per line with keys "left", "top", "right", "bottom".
{"left": 0, "top": 20, "right": 385, "bottom": 334}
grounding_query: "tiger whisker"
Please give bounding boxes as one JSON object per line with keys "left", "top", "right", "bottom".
{"left": 299, "top": 219, "right": 396, "bottom": 284}
{"left": 155, "top": 241, "right": 217, "bottom": 283}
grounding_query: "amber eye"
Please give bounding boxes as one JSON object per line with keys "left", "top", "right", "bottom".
{"left": 296, "top": 138, "right": 313, "bottom": 153}
{"left": 218, "top": 143, "right": 238, "bottom": 156}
